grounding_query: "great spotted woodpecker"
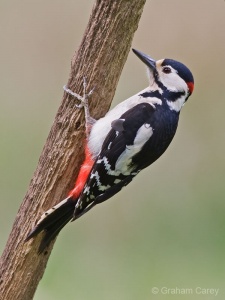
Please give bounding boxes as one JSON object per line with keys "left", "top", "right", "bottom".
{"left": 26, "top": 49, "right": 194, "bottom": 253}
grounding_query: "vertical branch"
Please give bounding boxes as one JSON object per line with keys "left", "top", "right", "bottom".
{"left": 0, "top": 0, "right": 146, "bottom": 299}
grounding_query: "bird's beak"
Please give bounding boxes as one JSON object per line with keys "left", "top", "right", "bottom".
{"left": 132, "top": 49, "right": 156, "bottom": 70}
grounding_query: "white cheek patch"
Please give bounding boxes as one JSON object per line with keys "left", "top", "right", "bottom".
{"left": 159, "top": 70, "right": 188, "bottom": 112}
{"left": 161, "top": 71, "right": 187, "bottom": 93}
{"left": 115, "top": 124, "right": 153, "bottom": 175}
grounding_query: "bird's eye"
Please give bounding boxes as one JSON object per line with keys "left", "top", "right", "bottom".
{"left": 162, "top": 67, "right": 171, "bottom": 74}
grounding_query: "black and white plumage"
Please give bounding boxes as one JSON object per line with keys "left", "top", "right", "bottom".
{"left": 26, "top": 49, "right": 194, "bottom": 253}
{"left": 74, "top": 49, "right": 194, "bottom": 218}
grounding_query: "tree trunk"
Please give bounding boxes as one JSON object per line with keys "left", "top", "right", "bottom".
{"left": 0, "top": 0, "right": 146, "bottom": 299}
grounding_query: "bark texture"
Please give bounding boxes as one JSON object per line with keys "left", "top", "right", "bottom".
{"left": 0, "top": 0, "right": 146, "bottom": 299}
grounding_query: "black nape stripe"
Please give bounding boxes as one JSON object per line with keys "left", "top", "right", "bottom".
{"left": 139, "top": 90, "right": 185, "bottom": 103}
{"left": 163, "top": 90, "right": 185, "bottom": 102}
{"left": 139, "top": 91, "right": 161, "bottom": 98}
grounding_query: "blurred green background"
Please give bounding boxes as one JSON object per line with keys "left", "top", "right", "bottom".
{"left": 1, "top": 0, "right": 225, "bottom": 299}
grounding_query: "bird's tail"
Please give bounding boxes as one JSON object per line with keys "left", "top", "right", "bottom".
{"left": 26, "top": 197, "right": 75, "bottom": 253}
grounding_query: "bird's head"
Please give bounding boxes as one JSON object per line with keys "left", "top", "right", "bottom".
{"left": 132, "top": 49, "right": 194, "bottom": 112}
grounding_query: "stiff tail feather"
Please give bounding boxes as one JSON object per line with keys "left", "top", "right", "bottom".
{"left": 26, "top": 197, "right": 75, "bottom": 254}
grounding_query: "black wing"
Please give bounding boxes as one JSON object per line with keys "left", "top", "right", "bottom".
{"left": 74, "top": 102, "right": 155, "bottom": 218}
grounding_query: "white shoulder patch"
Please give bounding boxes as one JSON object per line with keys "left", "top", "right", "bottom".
{"left": 115, "top": 124, "right": 153, "bottom": 175}
{"left": 88, "top": 87, "right": 158, "bottom": 158}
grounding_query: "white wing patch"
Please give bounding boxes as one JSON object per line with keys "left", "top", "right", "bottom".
{"left": 115, "top": 124, "right": 153, "bottom": 175}
{"left": 88, "top": 87, "right": 161, "bottom": 158}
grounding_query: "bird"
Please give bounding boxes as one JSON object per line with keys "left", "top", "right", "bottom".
{"left": 26, "top": 49, "right": 194, "bottom": 253}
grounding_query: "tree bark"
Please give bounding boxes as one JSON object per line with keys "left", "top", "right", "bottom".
{"left": 0, "top": 0, "right": 146, "bottom": 299}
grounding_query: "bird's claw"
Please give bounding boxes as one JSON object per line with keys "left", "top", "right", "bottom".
{"left": 63, "top": 77, "right": 96, "bottom": 134}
